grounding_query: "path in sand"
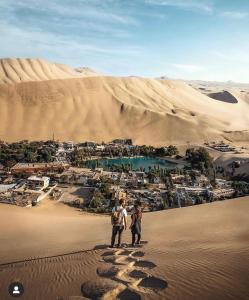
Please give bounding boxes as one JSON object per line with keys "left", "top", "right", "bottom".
{"left": 81, "top": 242, "right": 168, "bottom": 300}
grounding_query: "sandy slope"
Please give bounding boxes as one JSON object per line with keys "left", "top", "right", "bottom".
{"left": 1, "top": 59, "right": 249, "bottom": 144}
{"left": 0, "top": 198, "right": 248, "bottom": 300}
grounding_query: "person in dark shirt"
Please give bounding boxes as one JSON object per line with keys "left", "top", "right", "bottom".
{"left": 130, "top": 201, "right": 142, "bottom": 246}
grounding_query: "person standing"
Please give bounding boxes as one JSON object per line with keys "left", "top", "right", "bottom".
{"left": 111, "top": 198, "right": 127, "bottom": 248}
{"left": 130, "top": 201, "right": 142, "bottom": 246}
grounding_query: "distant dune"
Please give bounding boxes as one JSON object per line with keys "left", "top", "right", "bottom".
{"left": 0, "top": 197, "right": 248, "bottom": 299}
{"left": 1, "top": 58, "right": 249, "bottom": 144}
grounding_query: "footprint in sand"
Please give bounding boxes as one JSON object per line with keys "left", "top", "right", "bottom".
{"left": 97, "top": 265, "right": 120, "bottom": 278}
{"left": 102, "top": 255, "right": 117, "bottom": 263}
{"left": 81, "top": 278, "right": 124, "bottom": 299}
{"left": 128, "top": 269, "right": 148, "bottom": 279}
{"left": 138, "top": 276, "right": 168, "bottom": 292}
{"left": 134, "top": 260, "right": 157, "bottom": 269}
{"left": 101, "top": 250, "right": 117, "bottom": 257}
{"left": 117, "top": 288, "right": 142, "bottom": 300}
{"left": 131, "top": 251, "right": 145, "bottom": 258}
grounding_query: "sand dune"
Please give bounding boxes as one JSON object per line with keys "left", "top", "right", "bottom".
{"left": 0, "top": 197, "right": 248, "bottom": 299}
{"left": 0, "top": 58, "right": 98, "bottom": 85}
{"left": 1, "top": 58, "right": 249, "bottom": 144}
{"left": 0, "top": 58, "right": 249, "bottom": 146}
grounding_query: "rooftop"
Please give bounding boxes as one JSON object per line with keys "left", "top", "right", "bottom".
{"left": 11, "top": 162, "right": 69, "bottom": 170}
{"left": 28, "top": 176, "right": 50, "bottom": 182}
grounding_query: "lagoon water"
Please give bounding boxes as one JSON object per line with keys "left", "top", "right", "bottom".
{"left": 84, "top": 156, "right": 177, "bottom": 171}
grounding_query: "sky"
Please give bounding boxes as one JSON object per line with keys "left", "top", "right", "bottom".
{"left": 0, "top": 0, "right": 249, "bottom": 82}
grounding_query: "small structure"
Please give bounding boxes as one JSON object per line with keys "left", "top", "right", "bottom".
{"left": 63, "top": 141, "right": 74, "bottom": 152}
{"left": 209, "top": 142, "right": 236, "bottom": 152}
{"left": 27, "top": 176, "right": 50, "bottom": 191}
{"left": 96, "top": 145, "right": 105, "bottom": 151}
{"left": 112, "top": 139, "right": 132, "bottom": 145}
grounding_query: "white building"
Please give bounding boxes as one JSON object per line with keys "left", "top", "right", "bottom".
{"left": 27, "top": 176, "right": 50, "bottom": 191}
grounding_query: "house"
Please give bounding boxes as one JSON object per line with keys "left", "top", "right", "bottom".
{"left": 27, "top": 176, "right": 50, "bottom": 191}
{"left": 96, "top": 145, "right": 105, "bottom": 151}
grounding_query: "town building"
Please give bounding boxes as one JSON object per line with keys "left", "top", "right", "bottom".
{"left": 11, "top": 162, "right": 69, "bottom": 175}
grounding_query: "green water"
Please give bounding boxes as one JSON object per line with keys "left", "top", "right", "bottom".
{"left": 84, "top": 156, "right": 178, "bottom": 171}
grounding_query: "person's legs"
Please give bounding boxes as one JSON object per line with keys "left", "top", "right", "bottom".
{"left": 111, "top": 226, "right": 118, "bottom": 247}
{"left": 117, "top": 226, "right": 124, "bottom": 247}
{"left": 136, "top": 233, "right": 141, "bottom": 244}
{"left": 132, "top": 232, "right": 136, "bottom": 246}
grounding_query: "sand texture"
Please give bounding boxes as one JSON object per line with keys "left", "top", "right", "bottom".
{"left": 0, "top": 197, "right": 248, "bottom": 300}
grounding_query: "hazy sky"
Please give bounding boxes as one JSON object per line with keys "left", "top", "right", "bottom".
{"left": 1, "top": 0, "right": 249, "bottom": 82}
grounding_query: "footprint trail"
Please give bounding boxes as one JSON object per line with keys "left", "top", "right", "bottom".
{"left": 81, "top": 241, "right": 168, "bottom": 299}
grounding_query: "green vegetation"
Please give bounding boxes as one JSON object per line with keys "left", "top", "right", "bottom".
{"left": 155, "top": 145, "right": 179, "bottom": 157}
{"left": 186, "top": 147, "right": 212, "bottom": 172}
{"left": 232, "top": 181, "right": 249, "bottom": 196}
{"left": 89, "top": 192, "right": 105, "bottom": 208}
{"left": 99, "top": 183, "right": 112, "bottom": 198}
{"left": 0, "top": 140, "right": 57, "bottom": 168}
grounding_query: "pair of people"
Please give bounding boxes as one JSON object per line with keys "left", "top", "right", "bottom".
{"left": 111, "top": 199, "right": 142, "bottom": 248}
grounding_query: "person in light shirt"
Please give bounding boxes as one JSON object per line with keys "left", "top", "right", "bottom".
{"left": 110, "top": 198, "right": 127, "bottom": 248}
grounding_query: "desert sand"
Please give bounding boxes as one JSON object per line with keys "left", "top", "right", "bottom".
{"left": 1, "top": 58, "right": 249, "bottom": 145}
{"left": 0, "top": 197, "right": 248, "bottom": 300}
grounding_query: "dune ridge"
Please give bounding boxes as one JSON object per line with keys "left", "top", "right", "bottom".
{"left": 0, "top": 58, "right": 99, "bottom": 85}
